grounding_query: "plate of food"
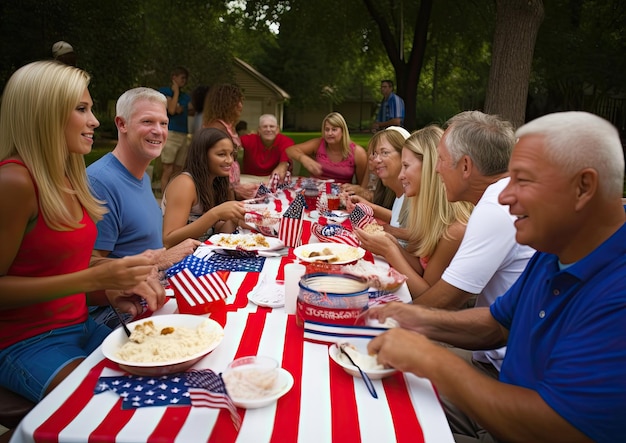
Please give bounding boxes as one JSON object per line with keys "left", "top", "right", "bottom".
{"left": 222, "top": 356, "right": 294, "bottom": 409}
{"left": 101, "top": 315, "right": 224, "bottom": 376}
{"left": 208, "top": 233, "right": 284, "bottom": 251}
{"left": 328, "top": 342, "right": 397, "bottom": 380}
{"left": 244, "top": 211, "right": 282, "bottom": 237}
{"left": 293, "top": 243, "right": 365, "bottom": 265}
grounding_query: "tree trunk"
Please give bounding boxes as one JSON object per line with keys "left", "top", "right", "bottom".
{"left": 484, "top": 0, "right": 545, "bottom": 129}
{"left": 363, "top": 0, "right": 433, "bottom": 131}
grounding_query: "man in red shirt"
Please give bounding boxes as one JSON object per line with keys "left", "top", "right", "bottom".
{"left": 240, "top": 114, "right": 293, "bottom": 179}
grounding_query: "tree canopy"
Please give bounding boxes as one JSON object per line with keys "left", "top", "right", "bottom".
{"left": 0, "top": 0, "right": 624, "bottom": 133}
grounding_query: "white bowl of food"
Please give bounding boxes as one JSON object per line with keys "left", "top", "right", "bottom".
{"left": 222, "top": 356, "right": 294, "bottom": 409}
{"left": 294, "top": 243, "right": 365, "bottom": 265}
{"left": 328, "top": 342, "right": 397, "bottom": 380}
{"left": 101, "top": 314, "right": 224, "bottom": 376}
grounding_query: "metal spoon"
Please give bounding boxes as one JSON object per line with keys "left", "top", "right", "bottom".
{"left": 339, "top": 343, "right": 378, "bottom": 399}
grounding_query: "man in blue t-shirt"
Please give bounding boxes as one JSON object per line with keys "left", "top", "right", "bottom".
{"left": 365, "top": 112, "right": 626, "bottom": 442}
{"left": 88, "top": 87, "right": 199, "bottom": 327}
{"left": 158, "top": 66, "right": 192, "bottom": 193}
{"left": 372, "top": 79, "right": 405, "bottom": 132}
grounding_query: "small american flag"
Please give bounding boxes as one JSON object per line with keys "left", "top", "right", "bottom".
{"left": 279, "top": 192, "right": 305, "bottom": 248}
{"left": 169, "top": 268, "right": 230, "bottom": 314}
{"left": 349, "top": 203, "right": 375, "bottom": 230}
{"left": 95, "top": 369, "right": 241, "bottom": 430}
{"left": 255, "top": 183, "right": 271, "bottom": 197}
{"left": 269, "top": 173, "right": 280, "bottom": 193}
{"left": 186, "top": 370, "right": 241, "bottom": 430}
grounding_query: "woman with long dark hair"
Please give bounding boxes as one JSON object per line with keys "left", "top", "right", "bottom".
{"left": 161, "top": 128, "right": 245, "bottom": 247}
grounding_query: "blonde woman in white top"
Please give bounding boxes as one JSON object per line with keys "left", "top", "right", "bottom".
{"left": 355, "top": 126, "right": 473, "bottom": 299}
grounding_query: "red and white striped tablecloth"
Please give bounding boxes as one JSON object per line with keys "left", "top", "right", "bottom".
{"left": 13, "top": 310, "right": 453, "bottom": 443}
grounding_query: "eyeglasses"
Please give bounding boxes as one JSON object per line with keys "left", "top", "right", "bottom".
{"left": 370, "top": 150, "right": 395, "bottom": 160}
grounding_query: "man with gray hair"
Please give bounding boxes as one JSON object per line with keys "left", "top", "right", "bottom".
{"left": 365, "top": 111, "right": 535, "bottom": 375}
{"left": 366, "top": 111, "right": 626, "bottom": 442}
{"left": 87, "top": 87, "right": 199, "bottom": 326}
{"left": 240, "top": 114, "right": 294, "bottom": 179}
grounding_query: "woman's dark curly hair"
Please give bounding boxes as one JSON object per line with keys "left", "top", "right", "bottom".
{"left": 183, "top": 128, "right": 233, "bottom": 212}
{"left": 202, "top": 83, "right": 244, "bottom": 126}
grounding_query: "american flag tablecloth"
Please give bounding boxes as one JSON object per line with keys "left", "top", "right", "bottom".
{"left": 13, "top": 310, "right": 453, "bottom": 443}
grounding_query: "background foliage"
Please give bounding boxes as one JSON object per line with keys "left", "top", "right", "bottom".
{"left": 0, "top": 0, "right": 624, "bottom": 134}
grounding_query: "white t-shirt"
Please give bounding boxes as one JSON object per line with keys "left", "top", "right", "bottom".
{"left": 441, "top": 177, "right": 535, "bottom": 369}
{"left": 390, "top": 194, "right": 405, "bottom": 228}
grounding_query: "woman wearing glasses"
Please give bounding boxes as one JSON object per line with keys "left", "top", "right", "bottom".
{"left": 346, "top": 127, "right": 410, "bottom": 240}
{"left": 355, "top": 126, "right": 473, "bottom": 299}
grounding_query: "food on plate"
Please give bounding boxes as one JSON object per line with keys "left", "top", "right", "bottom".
{"left": 222, "top": 365, "right": 280, "bottom": 399}
{"left": 306, "top": 247, "right": 339, "bottom": 262}
{"left": 303, "top": 246, "right": 361, "bottom": 263}
{"left": 338, "top": 343, "right": 384, "bottom": 371}
{"left": 213, "top": 233, "right": 270, "bottom": 249}
{"left": 116, "top": 319, "right": 223, "bottom": 363}
{"left": 342, "top": 260, "right": 407, "bottom": 291}
{"left": 362, "top": 223, "right": 384, "bottom": 235}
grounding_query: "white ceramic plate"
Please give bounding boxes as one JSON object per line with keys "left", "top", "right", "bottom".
{"left": 294, "top": 243, "right": 365, "bottom": 265}
{"left": 328, "top": 343, "right": 397, "bottom": 380}
{"left": 229, "top": 368, "right": 294, "bottom": 409}
{"left": 208, "top": 233, "right": 284, "bottom": 251}
{"left": 101, "top": 315, "right": 224, "bottom": 376}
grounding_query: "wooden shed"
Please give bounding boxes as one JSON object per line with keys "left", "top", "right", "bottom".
{"left": 233, "top": 58, "right": 290, "bottom": 131}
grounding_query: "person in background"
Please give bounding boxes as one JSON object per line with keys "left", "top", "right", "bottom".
{"left": 372, "top": 80, "right": 404, "bottom": 132}
{"left": 51, "top": 40, "right": 76, "bottom": 66}
{"left": 366, "top": 111, "right": 535, "bottom": 375}
{"left": 286, "top": 112, "right": 367, "bottom": 185}
{"left": 235, "top": 120, "right": 248, "bottom": 137}
{"left": 202, "top": 83, "right": 257, "bottom": 199}
{"left": 0, "top": 61, "right": 164, "bottom": 403}
{"left": 367, "top": 111, "right": 626, "bottom": 443}
{"left": 356, "top": 125, "right": 473, "bottom": 298}
{"left": 88, "top": 87, "right": 199, "bottom": 326}
{"left": 161, "top": 128, "right": 246, "bottom": 247}
{"left": 158, "top": 66, "right": 192, "bottom": 193}
{"left": 190, "top": 84, "right": 210, "bottom": 135}
{"left": 346, "top": 127, "right": 410, "bottom": 239}
{"left": 240, "top": 114, "right": 294, "bottom": 180}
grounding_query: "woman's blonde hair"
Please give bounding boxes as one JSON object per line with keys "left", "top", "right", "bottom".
{"left": 0, "top": 60, "right": 105, "bottom": 230}
{"left": 321, "top": 112, "right": 351, "bottom": 158}
{"left": 404, "top": 125, "right": 473, "bottom": 257}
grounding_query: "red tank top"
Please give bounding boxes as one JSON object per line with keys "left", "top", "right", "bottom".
{"left": 0, "top": 160, "right": 95, "bottom": 349}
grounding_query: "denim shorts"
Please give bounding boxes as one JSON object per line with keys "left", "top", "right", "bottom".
{"left": 0, "top": 318, "right": 111, "bottom": 402}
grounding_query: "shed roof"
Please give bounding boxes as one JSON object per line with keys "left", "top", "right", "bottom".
{"left": 234, "top": 57, "right": 290, "bottom": 100}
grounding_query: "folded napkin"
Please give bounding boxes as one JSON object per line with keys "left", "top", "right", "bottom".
{"left": 279, "top": 192, "right": 306, "bottom": 248}
{"left": 204, "top": 252, "right": 266, "bottom": 273}
{"left": 94, "top": 369, "right": 241, "bottom": 429}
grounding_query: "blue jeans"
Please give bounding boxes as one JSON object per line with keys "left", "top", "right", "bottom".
{"left": 0, "top": 318, "right": 111, "bottom": 402}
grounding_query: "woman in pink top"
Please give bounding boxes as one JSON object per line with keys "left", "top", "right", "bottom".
{"left": 286, "top": 112, "right": 367, "bottom": 184}
{"left": 0, "top": 61, "right": 164, "bottom": 403}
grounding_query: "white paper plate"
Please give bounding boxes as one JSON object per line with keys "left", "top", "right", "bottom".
{"left": 229, "top": 368, "right": 294, "bottom": 409}
{"left": 208, "top": 233, "right": 284, "bottom": 251}
{"left": 328, "top": 343, "right": 396, "bottom": 380}
{"left": 247, "top": 277, "right": 285, "bottom": 308}
{"left": 294, "top": 243, "right": 365, "bottom": 265}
